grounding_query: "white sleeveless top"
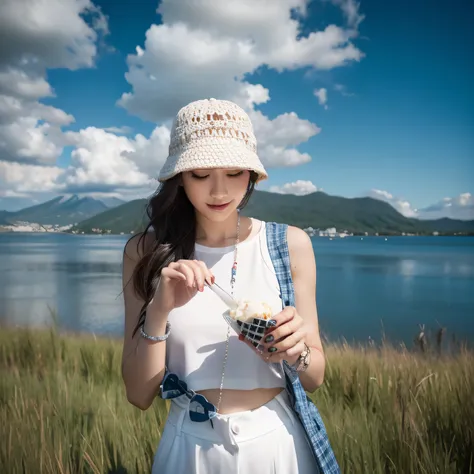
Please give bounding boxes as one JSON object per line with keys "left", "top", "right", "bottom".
{"left": 165, "top": 220, "right": 286, "bottom": 391}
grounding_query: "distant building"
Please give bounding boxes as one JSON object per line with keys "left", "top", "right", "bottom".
{"left": 304, "top": 226, "right": 353, "bottom": 238}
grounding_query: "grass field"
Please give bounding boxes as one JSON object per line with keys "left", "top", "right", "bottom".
{"left": 1, "top": 326, "right": 473, "bottom": 473}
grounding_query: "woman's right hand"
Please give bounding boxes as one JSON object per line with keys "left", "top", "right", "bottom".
{"left": 149, "top": 259, "right": 214, "bottom": 315}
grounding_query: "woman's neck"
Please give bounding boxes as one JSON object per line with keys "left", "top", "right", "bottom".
{"left": 195, "top": 212, "right": 252, "bottom": 248}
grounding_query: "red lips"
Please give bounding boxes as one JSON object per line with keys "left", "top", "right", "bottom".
{"left": 207, "top": 202, "right": 230, "bottom": 211}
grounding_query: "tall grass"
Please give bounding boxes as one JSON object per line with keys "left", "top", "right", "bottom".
{"left": 1, "top": 327, "right": 473, "bottom": 473}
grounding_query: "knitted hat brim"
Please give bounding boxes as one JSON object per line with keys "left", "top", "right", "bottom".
{"left": 158, "top": 138, "right": 268, "bottom": 183}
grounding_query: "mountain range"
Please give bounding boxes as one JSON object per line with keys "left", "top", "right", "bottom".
{"left": 70, "top": 191, "right": 474, "bottom": 235}
{"left": 2, "top": 191, "right": 473, "bottom": 235}
{"left": 0, "top": 195, "right": 125, "bottom": 226}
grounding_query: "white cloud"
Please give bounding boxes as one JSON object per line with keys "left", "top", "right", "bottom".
{"left": 0, "top": 121, "right": 169, "bottom": 198}
{"left": 330, "top": 0, "right": 365, "bottom": 31}
{"left": 126, "top": 126, "right": 171, "bottom": 177}
{"left": 0, "top": 115, "right": 69, "bottom": 165}
{"left": 417, "top": 193, "right": 474, "bottom": 221}
{"left": 249, "top": 109, "right": 321, "bottom": 167}
{"left": 334, "top": 83, "right": 355, "bottom": 97}
{"left": 0, "top": 69, "right": 53, "bottom": 100}
{"left": 369, "top": 189, "right": 474, "bottom": 221}
{"left": 0, "top": 0, "right": 108, "bottom": 71}
{"left": 117, "top": 0, "right": 362, "bottom": 169}
{"left": 0, "top": 94, "right": 74, "bottom": 164}
{"left": 118, "top": 0, "right": 363, "bottom": 123}
{"left": 269, "top": 180, "right": 320, "bottom": 195}
{"left": 368, "top": 189, "right": 418, "bottom": 217}
{"left": 0, "top": 161, "right": 64, "bottom": 195}
{"left": 1, "top": 0, "right": 365, "bottom": 202}
{"left": 0, "top": 0, "right": 107, "bottom": 166}
{"left": 314, "top": 88, "right": 328, "bottom": 109}
{"left": 61, "top": 127, "right": 152, "bottom": 192}
{"left": 0, "top": 124, "right": 168, "bottom": 202}
{"left": 103, "top": 126, "right": 133, "bottom": 135}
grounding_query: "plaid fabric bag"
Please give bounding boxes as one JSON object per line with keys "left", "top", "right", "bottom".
{"left": 266, "top": 221, "right": 341, "bottom": 474}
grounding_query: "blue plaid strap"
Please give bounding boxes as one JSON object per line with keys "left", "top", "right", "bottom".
{"left": 265, "top": 221, "right": 341, "bottom": 474}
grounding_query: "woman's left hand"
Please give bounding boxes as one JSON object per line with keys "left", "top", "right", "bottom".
{"left": 239, "top": 306, "right": 307, "bottom": 365}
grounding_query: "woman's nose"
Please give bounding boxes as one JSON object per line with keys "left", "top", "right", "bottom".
{"left": 209, "top": 176, "right": 228, "bottom": 198}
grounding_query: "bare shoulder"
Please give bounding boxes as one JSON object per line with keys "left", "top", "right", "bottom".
{"left": 287, "top": 225, "right": 313, "bottom": 255}
{"left": 286, "top": 225, "right": 316, "bottom": 275}
{"left": 123, "top": 231, "right": 155, "bottom": 262}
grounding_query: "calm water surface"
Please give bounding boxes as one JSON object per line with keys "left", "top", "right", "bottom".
{"left": 1, "top": 233, "right": 473, "bottom": 345}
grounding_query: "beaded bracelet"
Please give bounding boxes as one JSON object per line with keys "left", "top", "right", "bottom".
{"left": 140, "top": 321, "right": 171, "bottom": 341}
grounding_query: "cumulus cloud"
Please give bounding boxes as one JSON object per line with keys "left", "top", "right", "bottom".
{"left": 0, "top": 95, "right": 74, "bottom": 164}
{"left": 417, "top": 193, "right": 474, "bottom": 221}
{"left": 0, "top": 0, "right": 108, "bottom": 167}
{"left": 0, "top": 69, "right": 54, "bottom": 100}
{"left": 0, "top": 124, "right": 169, "bottom": 200}
{"left": 0, "top": 0, "right": 108, "bottom": 71}
{"left": 269, "top": 180, "right": 320, "bottom": 196}
{"left": 60, "top": 127, "right": 152, "bottom": 193}
{"left": 314, "top": 88, "right": 328, "bottom": 109}
{"left": 249, "top": 109, "right": 321, "bottom": 167}
{"left": 369, "top": 189, "right": 474, "bottom": 221}
{"left": 368, "top": 189, "right": 418, "bottom": 217}
{"left": 1, "top": 0, "right": 364, "bottom": 202}
{"left": 126, "top": 126, "right": 171, "bottom": 177}
{"left": 117, "top": 0, "right": 363, "bottom": 120}
{"left": 0, "top": 161, "right": 64, "bottom": 196}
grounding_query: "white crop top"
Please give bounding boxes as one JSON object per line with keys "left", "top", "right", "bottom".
{"left": 165, "top": 220, "right": 286, "bottom": 391}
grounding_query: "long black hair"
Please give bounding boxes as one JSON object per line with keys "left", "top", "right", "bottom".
{"left": 129, "top": 170, "right": 259, "bottom": 337}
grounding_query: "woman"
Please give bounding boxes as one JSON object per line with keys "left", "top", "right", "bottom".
{"left": 121, "top": 98, "right": 339, "bottom": 473}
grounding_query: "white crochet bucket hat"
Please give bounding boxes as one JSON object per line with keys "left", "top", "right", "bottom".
{"left": 158, "top": 98, "right": 268, "bottom": 182}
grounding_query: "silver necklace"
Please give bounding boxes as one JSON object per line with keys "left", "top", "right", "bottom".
{"left": 216, "top": 211, "right": 240, "bottom": 413}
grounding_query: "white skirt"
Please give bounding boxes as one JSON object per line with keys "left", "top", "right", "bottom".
{"left": 152, "top": 390, "right": 318, "bottom": 474}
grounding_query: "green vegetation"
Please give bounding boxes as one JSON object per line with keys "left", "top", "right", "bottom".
{"left": 2, "top": 326, "right": 473, "bottom": 473}
{"left": 71, "top": 199, "right": 149, "bottom": 235}
{"left": 71, "top": 190, "right": 474, "bottom": 235}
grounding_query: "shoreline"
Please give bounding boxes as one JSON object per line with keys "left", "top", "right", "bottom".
{"left": 2, "top": 228, "right": 474, "bottom": 237}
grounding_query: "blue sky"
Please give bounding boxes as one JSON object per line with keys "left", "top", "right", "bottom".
{"left": 0, "top": 0, "right": 473, "bottom": 219}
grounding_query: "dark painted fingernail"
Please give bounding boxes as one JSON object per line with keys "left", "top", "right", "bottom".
{"left": 268, "top": 347, "right": 277, "bottom": 353}
{"left": 264, "top": 335, "right": 274, "bottom": 343}
{"left": 267, "top": 319, "right": 277, "bottom": 328}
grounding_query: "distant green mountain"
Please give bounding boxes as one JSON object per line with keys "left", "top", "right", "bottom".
{"left": 419, "top": 217, "right": 474, "bottom": 234}
{"left": 71, "top": 190, "right": 474, "bottom": 235}
{"left": 0, "top": 210, "right": 13, "bottom": 226}
{"left": 72, "top": 199, "right": 148, "bottom": 234}
{"left": 1, "top": 195, "right": 125, "bottom": 226}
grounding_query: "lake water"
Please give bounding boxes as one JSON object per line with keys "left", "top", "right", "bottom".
{"left": 1, "top": 233, "right": 473, "bottom": 347}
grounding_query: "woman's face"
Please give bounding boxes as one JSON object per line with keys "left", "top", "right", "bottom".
{"left": 181, "top": 168, "right": 250, "bottom": 221}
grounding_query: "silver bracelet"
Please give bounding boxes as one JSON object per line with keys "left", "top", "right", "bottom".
{"left": 140, "top": 321, "right": 171, "bottom": 341}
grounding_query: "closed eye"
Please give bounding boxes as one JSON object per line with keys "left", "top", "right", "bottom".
{"left": 228, "top": 171, "right": 244, "bottom": 177}
{"left": 190, "top": 172, "right": 209, "bottom": 180}
{"left": 190, "top": 171, "right": 244, "bottom": 179}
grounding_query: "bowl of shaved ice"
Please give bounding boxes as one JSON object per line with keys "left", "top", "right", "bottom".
{"left": 223, "top": 300, "right": 274, "bottom": 350}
